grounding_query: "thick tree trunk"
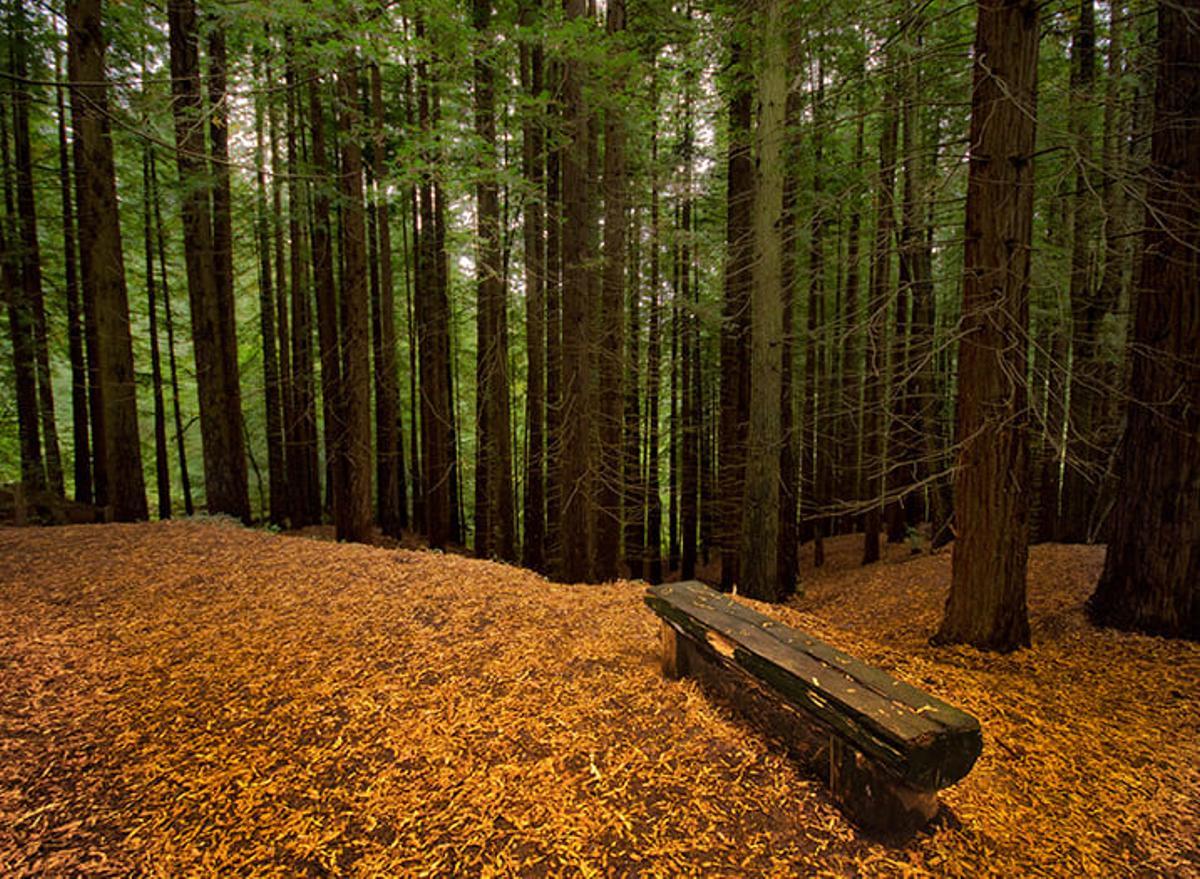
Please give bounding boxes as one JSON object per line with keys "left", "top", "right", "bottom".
{"left": 167, "top": 0, "right": 247, "bottom": 521}
{"left": 67, "top": 0, "right": 146, "bottom": 520}
{"left": 556, "top": 0, "right": 592, "bottom": 582}
{"left": 739, "top": 0, "right": 786, "bottom": 601}
{"left": 12, "top": 9, "right": 62, "bottom": 496}
{"left": 253, "top": 57, "right": 286, "bottom": 527}
{"left": 473, "top": 0, "right": 516, "bottom": 560}
{"left": 1089, "top": 3, "right": 1199, "bottom": 640}
{"left": 288, "top": 56, "right": 321, "bottom": 527}
{"left": 2, "top": 96, "right": 42, "bottom": 491}
{"left": 778, "top": 54, "right": 802, "bottom": 591}
{"left": 935, "top": 0, "right": 1038, "bottom": 652}
{"left": 414, "top": 26, "right": 455, "bottom": 549}
{"left": 596, "top": 0, "right": 627, "bottom": 582}
{"left": 309, "top": 73, "right": 343, "bottom": 529}
{"left": 371, "top": 62, "right": 405, "bottom": 539}
{"left": 719, "top": 30, "right": 753, "bottom": 592}
{"left": 519, "top": 6, "right": 546, "bottom": 570}
{"left": 335, "top": 58, "right": 374, "bottom": 543}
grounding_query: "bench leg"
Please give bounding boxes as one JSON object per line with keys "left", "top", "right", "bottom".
{"left": 829, "top": 737, "right": 939, "bottom": 836}
{"left": 660, "top": 621, "right": 689, "bottom": 680}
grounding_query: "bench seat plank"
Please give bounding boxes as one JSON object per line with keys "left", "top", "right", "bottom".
{"left": 645, "top": 581, "right": 982, "bottom": 792}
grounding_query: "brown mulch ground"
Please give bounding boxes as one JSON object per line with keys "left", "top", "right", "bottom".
{"left": 0, "top": 521, "right": 1196, "bottom": 878}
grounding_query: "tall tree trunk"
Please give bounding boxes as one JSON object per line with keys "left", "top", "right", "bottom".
{"left": 839, "top": 78, "right": 866, "bottom": 539}
{"left": 143, "top": 146, "right": 171, "bottom": 519}
{"left": 1061, "top": 0, "right": 1103, "bottom": 543}
{"left": 519, "top": 4, "right": 546, "bottom": 569}
{"left": 254, "top": 53, "right": 286, "bottom": 527}
{"left": 414, "top": 23, "right": 455, "bottom": 549}
{"left": 596, "top": 0, "right": 627, "bottom": 582}
{"left": 668, "top": 220, "right": 680, "bottom": 575}
{"left": 206, "top": 22, "right": 244, "bottom": 512}
{"left": 167, "top": 0, "right": 247, "bottom": 520}
{"left": 1089, "top": 3, "right": 1199, "bottom": 640}
{"left": 66, "top": 0, "right": 146, "bottom": 520}
{"left": 556, "top": 0, "right": 593, "bottom": 582}
{"left": 623, "top": 201, "right": 643, "bottom": 577}
{"left": 862, "top": 78, "right": 898, "bottom": 565}
{"left": 150, "top": 149, "right": 193, "bottom": 515}
{"left": 12, "top": 7, "right": 62, "bottom": 495}
{"left": 473, "top": 0, "right": 516, "bottom": 559}
{"left": 291, "top": 60, "right": 322, "bottom": 526}
{"left": 904, "top": 22, "right": 945, "bottom": 543}
{"left": 719, "top": 27, "right": 753, "bottom": 591}
{"left": 935, "top": 0, "right": 1038, "bottom": 652}
{"left": 644, "top": 67, "right": 663, "bottom": 585}
{"left": 739, "top": 0, "right": 786, "bottom": 601}
{"left": 679, "top": 81, "right": 697, "bottom": 583}
{"left": 335, "top": 57, "right": 374, "bottom": 543}
{"left": 371, "top": 62, "right": 405, "bottom": 538}
{"left": 309, "top": 72, "right": 342, "bottom": 528}
{"left": 55, "top": 41, "right": 90, "bottom": 504}
{"left": 778, "top": 45, "right": 802, "bottom": 590}
{"left": 1, "top": 86, "right": 41, "bottom": 491}
{"left": 544, "top": 53, "right": 563, "bottom": 566}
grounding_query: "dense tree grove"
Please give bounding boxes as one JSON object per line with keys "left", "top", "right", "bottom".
{"left": 2, "top": 0, "right": 1197, "bottom": 647}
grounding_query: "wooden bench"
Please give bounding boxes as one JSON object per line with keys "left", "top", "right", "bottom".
{"left": 645, "top": 580, "right": 982, "bottom": 835}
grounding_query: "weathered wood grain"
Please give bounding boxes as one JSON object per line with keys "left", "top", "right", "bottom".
{"left": 645, "top": 581, "right": 982, "bottom": 807}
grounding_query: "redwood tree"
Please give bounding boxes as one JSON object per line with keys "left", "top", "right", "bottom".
{"left": 166, "top": 0, "right": 248, "bottom": 521}
{"left": 738, "top": 0, "right": 786, "bottom": 601}
{"left": 1088, "top": 4, "right": 1199, "bottom": 640}
{"left": 935, "top": 0, "right": 1038, "bottom": 652}
{"left": 66, "top": 0, "right": 146, "bottom": 520}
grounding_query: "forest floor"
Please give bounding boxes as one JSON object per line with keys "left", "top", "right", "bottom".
{"left": 1, "top": 521, "right": 1197, "bottom": 878}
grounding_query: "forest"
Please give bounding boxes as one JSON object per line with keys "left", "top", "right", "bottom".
{"left": 2, "top": 0, "right": 1198, "bottom": 644}
{"left": 0, "top": 0, "right": 1198, "bottom": 873}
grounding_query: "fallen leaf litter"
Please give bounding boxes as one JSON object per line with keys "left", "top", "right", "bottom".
{"left": 0, "top": 521, "right": 1196, "bottom": 877}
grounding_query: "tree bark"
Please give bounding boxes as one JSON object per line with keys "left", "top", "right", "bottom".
{"left": 935, "top": 0, "right": 1038, "bottom": 652}
{"left": 12, "top": 6, "right": 62, "bottom": 495}
{"left": 254, "top": 52, "right": 286, "bottom": 527}
{"left": 721, "top": 24, "right": 764, "bottom": 578}
{"left": 66, "top": 0, "right": 146, "bottom": 520}
{"left": 1061, "top": 0, "right": 1104, "bottom": 543}
{"left": 739, "top": 0, "right": 786, "bottom": 601}
{"left": 335, "top": 57, "right": 374, "bottom": 543}
{"left": 371, "top": 62, "right": 405, "bottom": 538}
{"left": 167, "top": 0, "right": 247, "bottom": 521}
{"left": 1, "top": 85, "right": 41, "bottom": 492}
{"left": 519, "top": 3, "right": 546, "bottom": 570}
{"left": 143, "top": 145, "right": 171, "bottom": 520}
{"left": 55, "top": 41, "right": 90, "bottom": 504}
{"left": 1089, "top": 3, "right": 1199, "bottom": 640}
{"left": 556, "top": 0, "right": 593, "bottom": 582}
{"left": 473, "top": 0, "right": 516, "bottom": 560}
{"left": 150, "top": 149, "right": 193, "bottom": 515}
{"left": 596, "top": 0, "right": 627, "bottom": 582}
{"left": 645, "top": 67, "right": 663, "bottom": 585}
{"left": 863, "top": 87, "right": 898, "bottom": 565}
